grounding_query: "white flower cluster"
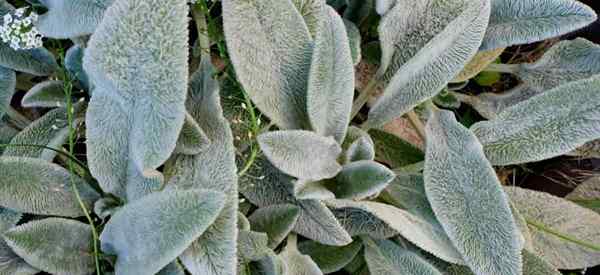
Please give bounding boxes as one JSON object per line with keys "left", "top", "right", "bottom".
{"left": 0, "top": 8, "right": 43, "bottom": 50}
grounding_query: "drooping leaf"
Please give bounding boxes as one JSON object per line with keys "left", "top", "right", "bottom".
{"left": 65, "top": 45, "right": 90, "bottom": 92}
{"left": 249, "top": 204, "right": 301, "bottom": 248}
{"left": 240, "top": 156, "right": 352, "bottom": 246}
{"left": 368, "top": 128, "right": 424, "bottom": 168}
{"left": 480, "top": 0, "right": 597, "bottom": 50}
{"left": 100, "top": 189, "right": 226, "bottom": 275}
{"left": 326, "top": 200, "right": 465, "bottom": 264}
{"left": 451, "top": 48, "right": 504, "bottom": 83}
{"left": 332, "top": 160, "right": 395, "bottom": 199}
{"left": 0, "top": 207, "right": 37, "bottom": 275}
{"left": 452, "top": 85, "right": 540, "bottom": 120}
{"left": 364, "top": 238, "right": 443, "bottom": 275}
{"left": 36, "top": 0, "right": 112, "bottom": 39}
{"left": 292, "top": 0, "right": 326, "bottom": 38}
{"left": 514, "top": 38, "right": 600, "bottom": 91}
{"left": 298, "top": 239, "right": 362, "bottom": 274}
{"left": 83, "top": 0, "right": 189, "bottom": 199}
{"left": 505, "top": 187, "right": 600, "bottom": 269}
{"left": 0, "top": 157, "right": 98, "bottom": 217}
{"left": 163, "top": 59, "right": 239, "bottom": 275}
{"left": 258, "top": 130, "right": 342, "bottom": 181}
{"left": 343, "top": 19, "right": 362, "bottom": 65}
{"left": 174, "top": 113, "right": 210, "bottom": 155}
{"left": 306, "top": 5, "right": 355, "bottom": 143}
{"left": 3, "top": 218, "right": 93, "bottom": 275}
{"left": 471, "top": 75, "right": 600, "bottom": 165}
{"left": 222, "top": 0, "right": 312, "bottom": 129}
{"left": 566, "top": 176, "right": 600, "bottom": 213}
{"left": 21, "top": 80, "right": 67, "bottom": 108}
{"left": 279, "top": 237, "right": 323, "bottom": 275}
{"left": 0, "top": 66, "right": 15, "bottom": 120}
{"left": 522, "top": 249, "right": 561, "bottom": 275}
{"left": 424, "top": 109, "right": 522, "bottom": 275}
{"left": 342, "top": 127, "right": 375, "bottom": 164}
{"left": 3, "top": 104, "right": 83, "bottom": 161}
{"left": 0, "top": 47, "right": 58, "bottom": 76}
{"left": 365, "top": 0, "right": 491, "bottom": 127}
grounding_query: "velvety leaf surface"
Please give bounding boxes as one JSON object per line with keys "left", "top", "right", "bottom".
{"left": 298, "top": 240, "right": 362, "bottom": 274}
{"left": 238, "top": 230, "right": 271, "bottom": 262}
{"left": 279, "top": 239, "right": 323, "bottom": 275}
{"left": 375, "top": 0, "right": 396, "bottom": 15}
{"left": 363, "top": 238, "right": 442, "bottom": 275}
{"left": 83, "top": 0, "right": 189, "bottom": 199}
{"left": 258, "top": 130, "right": 342, "bottom": 181}
{"left": 452, "top": 85, "right": 540, "bottom": 119}
{"left": 174, "top": 113, "right": 210, "bottom": 156}
{"left": 383, "top": 174, "right": 438, "bottom": 225}
{"left": 222, "top": 0, "right": 312, "bottom": 129}
{"left": 332, "top": 160, "right": 395, "bottom": 199}
{"left": 343, "top": 19, "right": 362, "bottom": 65}
{"left": 0, "top": 47, "right": 58, "bottom": 76}
{"left": 0, "top": 157, "right": 98, "bottom": 217}
{"left": 100, "top": 189, "right": 226, "bottom": 275}
{"left": 249, "top": 204, "right": 301, "bottom": 248}
{"left": 292, "top": 0, "right": 325, "bottom": 38}
{"left": 566, "top": 176, "right": 600, "bottom": 213}
{"left": 156, "top": 262, "right": 186, "bottom": 275}
{"left": 306, "top": 5, "right": 354, "bottom": 143}
{"left": 424, "top": 109, "right": 522, "bottom": 275}
{"left": 365, "top": 0, "right": 491, "bottom": 127}
{"left": 4, "top": 104, "right": 82, "bottom": 160}
{"left": 505, "top": 187, "right": 600, "bottom": 269}
{"left": 522, "top": 249, "right": 561, "bottom": 275}
{"left": 0, "top": 207, "right": 37, "bottom": 275}
{"left": 292, "top": 179, "right": 336, "bottom": 200}
{"left": 471, "top": 75, "right": 600, "bottom": 165}
{"left": 342, "top": 127, "right": 375, "bottom": 164}
{"left": 3, "top": 218, "right": 93, "bottom": 275}
{"left": 163, "top": 59, "right": 239, "bottom": 275}
{"left": 0, "top": 66, "right": 15, "bottom": 120}
{"left": 481, "top": 0, "right": 597, "bottom": 50}
{"left": 37, "top": 0, "right": 113, "bottom": 38}
{"left": 452, "top": 48, "right": 504, "bottom": 83}
{"left": 21, "top": 80, "right": 66, "bottom": 108}
{"left": 326, "top": 200, "right": 465, "bottom": 264}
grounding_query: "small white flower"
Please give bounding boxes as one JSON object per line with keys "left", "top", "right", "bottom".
{"left": 0, "top": 8, "right": 44, "bottom": 50}
{"left": 14, "top": 8, "right": 25, "bottom": 17}
{"left": 241, "top": 103, "right": 247, "bottom": 110}
{"left": 3, "top": 14, "right": 12, "bottom": 24}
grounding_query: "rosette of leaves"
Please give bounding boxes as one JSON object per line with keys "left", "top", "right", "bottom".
{"left": 0, "top": 0, "right": 598, "bottom": 274}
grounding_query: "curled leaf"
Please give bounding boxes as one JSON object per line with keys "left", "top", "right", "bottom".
{"left": 21, "top": 80, "right": 66, "bottom": 108}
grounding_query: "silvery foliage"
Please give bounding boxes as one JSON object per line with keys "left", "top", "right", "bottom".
{"left": 0, "top": 0, "right": 598, "bottom": 274}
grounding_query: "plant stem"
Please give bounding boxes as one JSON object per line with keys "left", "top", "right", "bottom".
{"left": 406, "top": 110, "right": 426, "bottom": 142}
{"left": 526, "top": 219, "right": 600, "bottom": 251}
{"left": 484, "top": 63, "right": 518, "bottom": 74}
{"left": 350, "top": 77, "right": 379, "bottom": 120}
{"left": 192, "top": 2, "right": 211, "bottom": 59}
{"left": 60, "top": 54, "right": 102, "bottom": 275}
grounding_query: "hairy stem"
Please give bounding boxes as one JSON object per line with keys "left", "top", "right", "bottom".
{"left": 350, "top": 77, "right": 379, "bottom": 120}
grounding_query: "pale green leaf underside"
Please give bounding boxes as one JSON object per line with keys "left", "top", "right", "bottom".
{"left": 333, "top": 160, "right": 395, "bottom": 200}
{"left": 0, "top": 47, "right": 58, "bottom": 76}
{"left": 522, "top": 249, "right": 561, "bottom": 275}
{"left": 222, "top": 0, "right": 312, "bottom": 129}
{"left": 365, "top": 0, "right": 491, "bottom": 128}
{"left": 505, "top": 187, "right": 600, "bottom": 269}
{"left": 279, "top": 243, "right": 323, "bottom": 275}
{"left": 0, "top": 157, "right": 98, "bottom": 217}
{"left": 481, "top": 0, "right": 597, "bottom": 50}
{"left": 258, "top": 130, "right": 342, "bottom": 181}
{"left": 298, "top": 240, "right": 362, "bottom": 274}
{"left": 83, "top": 0, "right": 189, "bottom": 199}
{"left": 471, "top": 75, "right": 600, "bottom": 166}
{"left": 100, "top": 189, "right": 226, "bottom": 275}
{"left": 163, "top": 59, "right": 239, "bottom": 275}
{"left": 424, "top": 110, "right": 522, "bottom": 275}
{"left": 37, "top": 0, "right": 113, "bottom": 39}
{"left": 0, "top": 207, "right": 37, "bottom": 275}
{"left": 249, "top": 204, "right": 301, "bottom": 248}
{"left": 3, "top": 218, "right": 93, "bottom": 275}
{"left": 364, "top": 238, "right": 442, "bottom": 275}
{"left": 326, "top": 199, "right": 465, "bottom": 264}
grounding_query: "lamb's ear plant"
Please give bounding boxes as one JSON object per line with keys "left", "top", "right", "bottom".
{"left": 0, "top": 0, "right": 599, "bottom": 274}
